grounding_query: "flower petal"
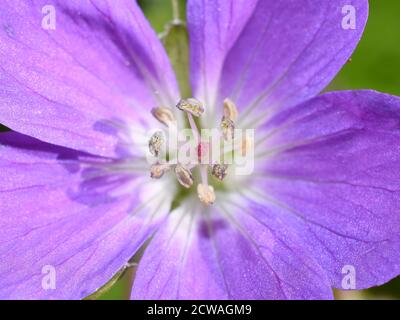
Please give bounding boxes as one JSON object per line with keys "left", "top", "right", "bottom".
{"left": 188, "top": 0, "right": 368, "bottom": 120}
{"left": 131, "top": 200, "right": 333, "bottom": 300}
{"left": 0, "top": 0, "right": 179, "bottom": 157}
{"left": 256, "top": 90, "right": 400, "bottom": 289}
{"left": 0, "top": 132, "right": 172, "bottom": 299}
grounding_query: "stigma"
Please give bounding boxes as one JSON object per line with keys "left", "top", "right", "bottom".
{"left": 148, "top": 97, "right": 239, "bottom": 206}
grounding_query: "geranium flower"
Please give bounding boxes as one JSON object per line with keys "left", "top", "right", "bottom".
{"left": 0, "top": 0, "right": 399, "bottom": 300}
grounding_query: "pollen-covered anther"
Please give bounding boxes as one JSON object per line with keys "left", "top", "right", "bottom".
{"left": 212, "top": 164, "right": 228, "bottom": 181}
{"left": 240, "top": 136, "right": 253, "bottom": 157}
{"left": 175, "top": 164, "right": 194, "bottom": 188}
{"left": 150, "top": 163, "right": 171, "bottom": 179}
{"left": 197, "top": 184, "right": 216, "bottom": 205}
{"left": 223, "top": 98, "right": 238, "bottom": 122}
{"left": 148, "top": 131, "right": 164, "bottom": 157}
{"left": 151, "top": 107, "right": 176, "bottom": 127}
{"left": 176, "top": 98, "right": 204, "bottom": 117}
{"left": 221, "top": 116, "right": 235, "bottom": 141}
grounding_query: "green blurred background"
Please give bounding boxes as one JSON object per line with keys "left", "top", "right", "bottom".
{"left": 98, "top": 0, "right": 400, "bottom": 300}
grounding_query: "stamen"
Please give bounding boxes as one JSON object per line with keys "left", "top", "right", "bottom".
{"left": 223, "top": 98, "right": 238, "bottom": 122}
{"left": 151, "top": 107, "right": 176, "bottom": 127}
{"left": 147, "top": 97, "right": 242, "bottom": 205}
{"left": 198, "top": 164, "right": 215, "bottom": 205}
{"left": 150, "top": 163, "right": 171, "bottom": 179}
{"left": 200, "top": 165, "right": 209, "bottom": 186}
{"left": 220, "top": 116, "right": 235, "bottom": 141}
{"left": 175, "top": 164, "right": 194, "bottom": 188}
{"left": 212, "top": 164, "right": 228, "bottom": 181}
{"left": 187, "top": 113, "right": 200, "bottom": 145}
{"left": 148, "top": 131, "right": 164, "bottom": 157}
{"left": 176, "top": 98, "right": 204, "bottom": 117}
{"left": 197, "top": 184, "right": 216, "bottom": 205}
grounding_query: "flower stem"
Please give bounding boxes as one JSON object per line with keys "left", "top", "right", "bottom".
{"left": 171, "top": 0, "right": 180, "bottom": 21}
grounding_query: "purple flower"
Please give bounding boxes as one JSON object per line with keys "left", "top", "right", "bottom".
{"left": 0, "top": 0, "right": 399, "bottom": 300}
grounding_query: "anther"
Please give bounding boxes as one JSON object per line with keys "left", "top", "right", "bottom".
{"left": 212, "top": 164, "right": 228, "bottom": 181}
{"left": 148, "top": 131, "right": 164, "bottom": 157}
{"left": 221, "top": 116, "right": 235, "bottom": 141}
{"left": 198, "top": 141, "right": 210, "bottom": 164}
{"left": 151, "top": 107, "right": 176, "bottom": 127}
{"left": 176, "top": 98, "right": 204, "bottom": 117}
{"left": 175, "top": 164, "right": 194, "bottom": 188}
{"left": 197, "top": 184, "right": 216, "bottom": 205}
{"left": 150, "top": 163, "right": 171, "bottom": 179}
{"left": 223, "top": 98, "right": 238, "bottom": 122}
